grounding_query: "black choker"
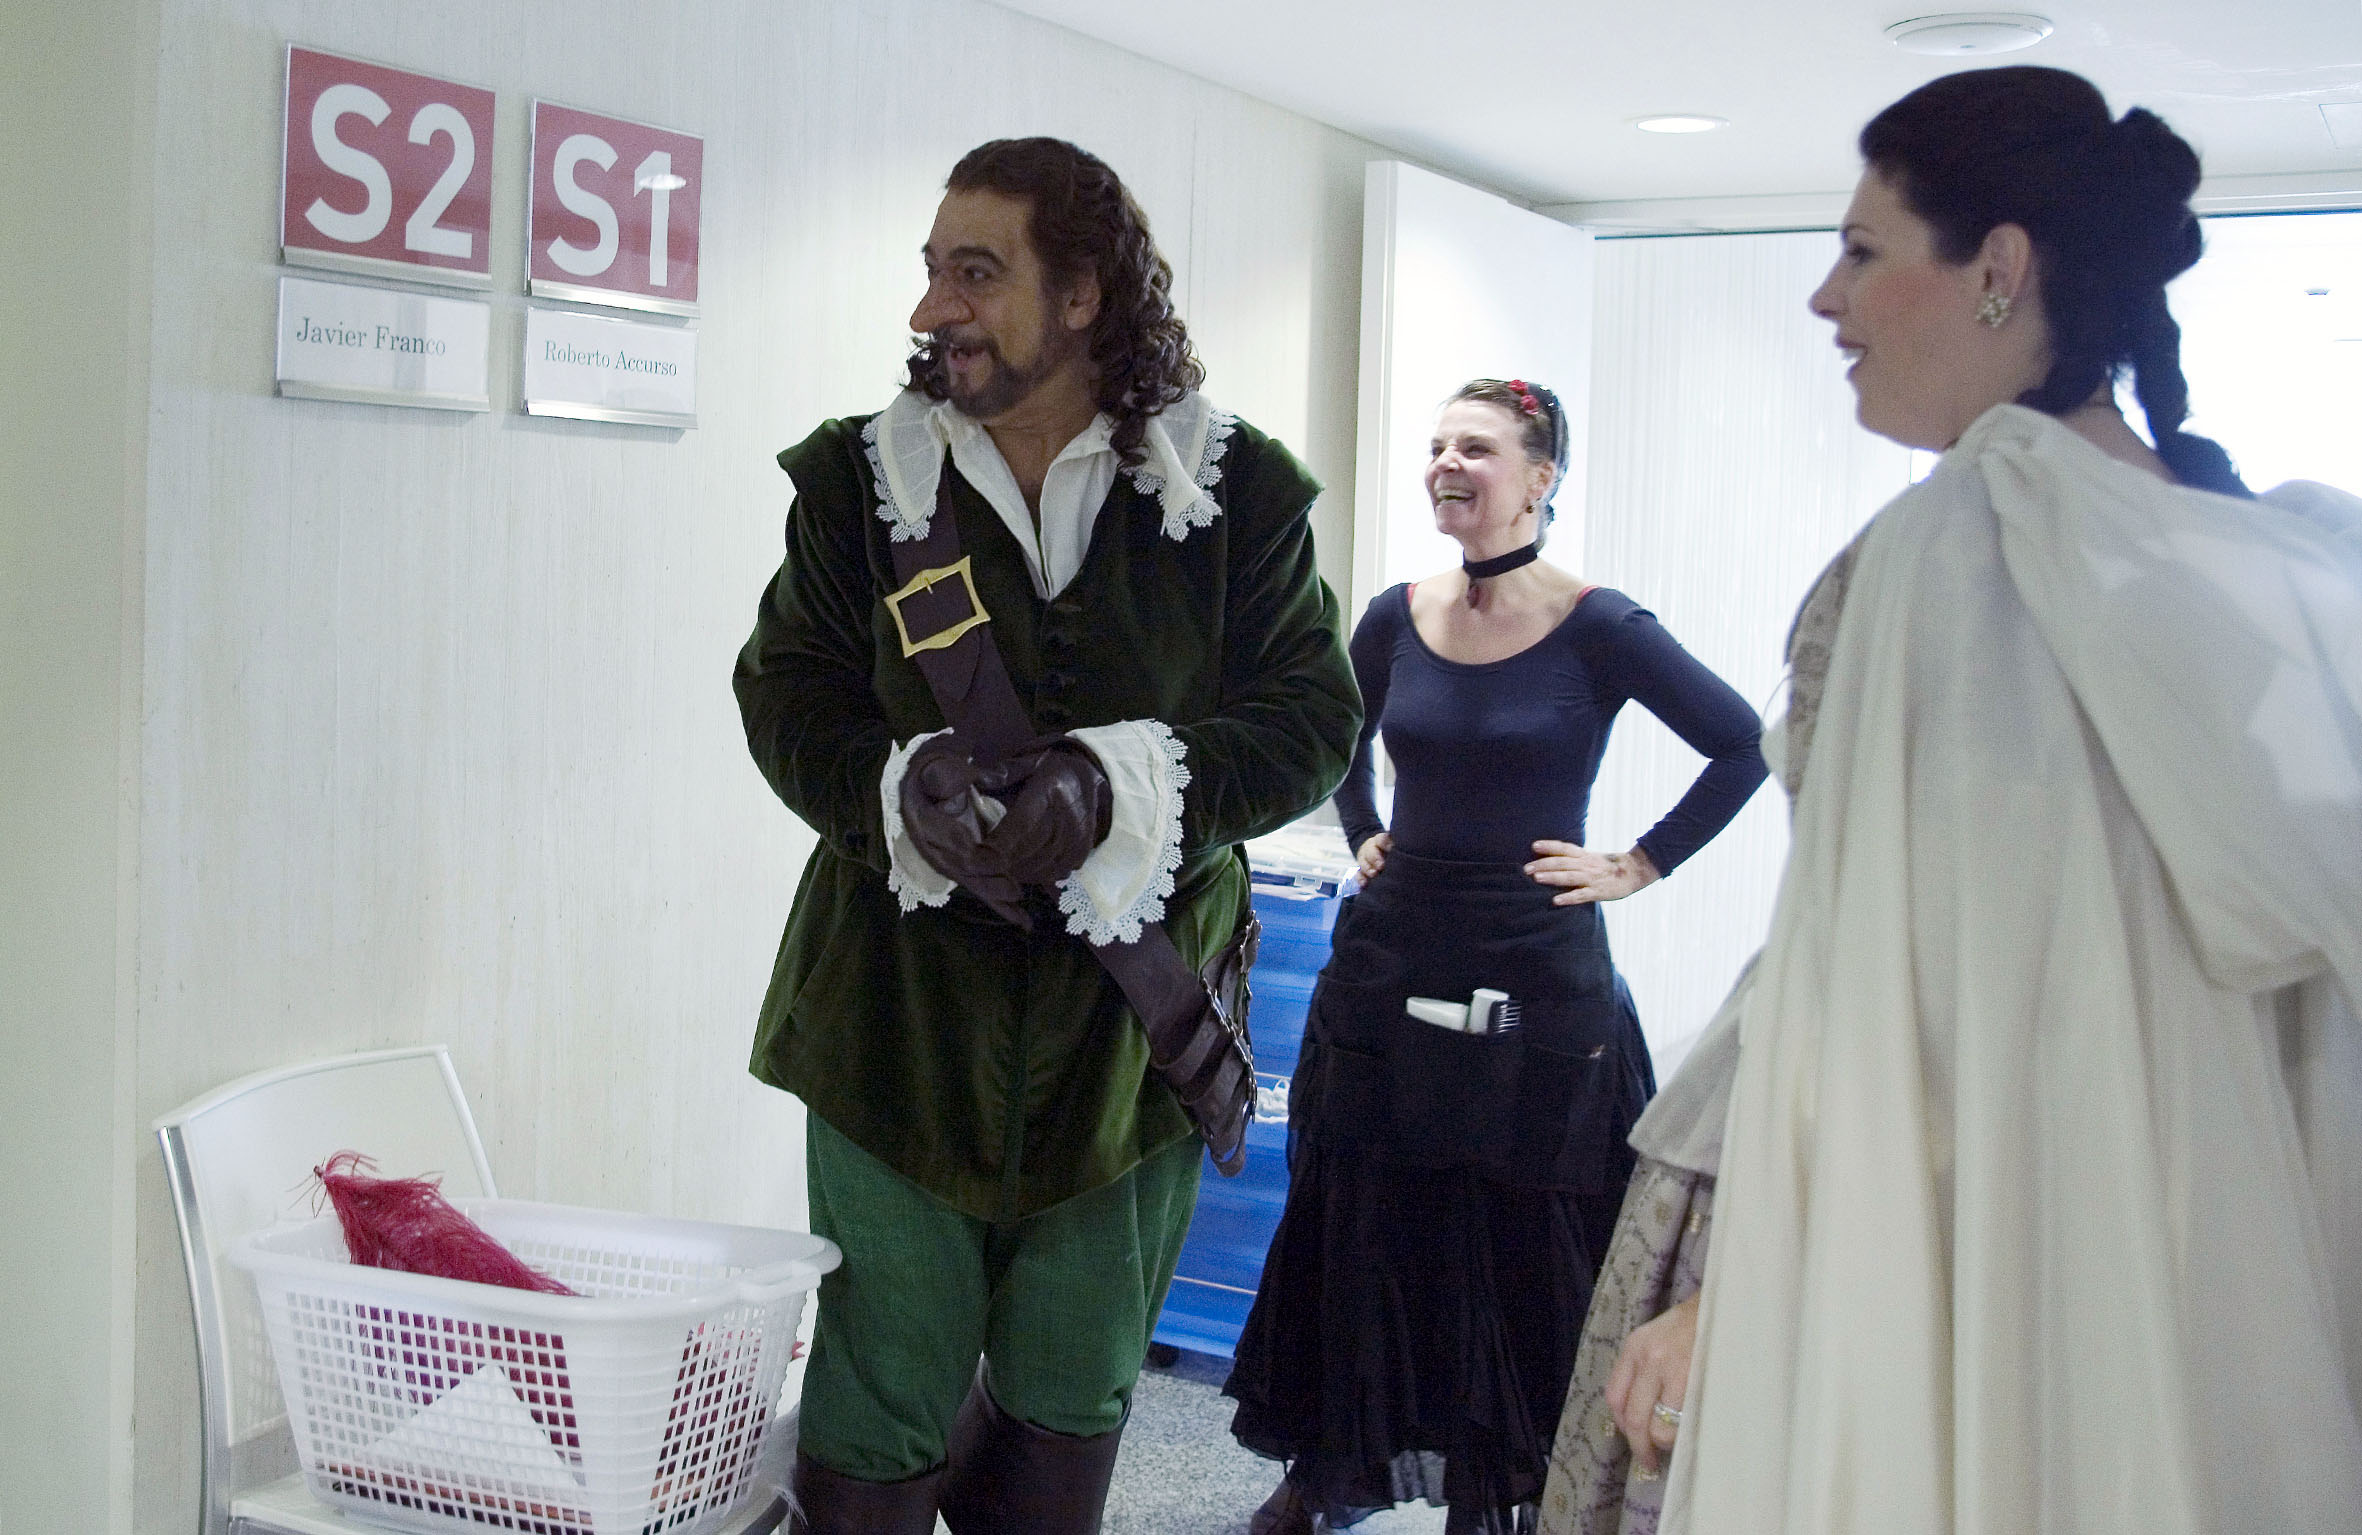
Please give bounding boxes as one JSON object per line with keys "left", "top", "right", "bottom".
{"left": 1462, "top": 542, "right": 1542, "bottom": 580}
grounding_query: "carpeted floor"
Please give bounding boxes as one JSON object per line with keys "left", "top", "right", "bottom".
{"left": 1098, "top": 1349, "right": 1447, "bottom": 1535}
{"left": 773, "top": 1347, "right": 1449, "bottom": 1533}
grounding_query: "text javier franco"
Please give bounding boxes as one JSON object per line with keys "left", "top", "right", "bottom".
{"left": 291, "top": 316, "right": 451, "bottom": 357}
{"left": 274, "top": 274, "right": 491, "bottom": 411}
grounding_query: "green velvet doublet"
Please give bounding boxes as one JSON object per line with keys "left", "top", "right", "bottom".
{"left": 734, "top": 408, "right": 1360, "bottom": 1222}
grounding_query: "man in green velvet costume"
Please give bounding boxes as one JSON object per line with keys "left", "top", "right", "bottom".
{"left": 733, "top": 137, "right": 1359, "bottom": 1533}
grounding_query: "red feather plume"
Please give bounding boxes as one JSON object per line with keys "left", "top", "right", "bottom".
{"left": 313, "top": 1151, "right": 576, "bottom": 1296}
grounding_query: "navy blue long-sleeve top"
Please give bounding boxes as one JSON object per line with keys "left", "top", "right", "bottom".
{"left": 1333, "top": 584, "right": 1767, "bottom": 873}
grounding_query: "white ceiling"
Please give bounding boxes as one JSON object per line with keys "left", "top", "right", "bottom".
{"left": 989, "top": 0, "right": 2362, "bottom": 211}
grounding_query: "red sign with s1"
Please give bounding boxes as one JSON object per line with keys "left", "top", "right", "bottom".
{"left": 528, "top": 101, "right": 704, "bottom": 315}
{"left": 280, "top": 46, "right": 496, "bottom": 287}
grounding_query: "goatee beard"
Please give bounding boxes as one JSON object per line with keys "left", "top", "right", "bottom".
{"left": 932, "top": 327, "right": 1079, "bottom": 420}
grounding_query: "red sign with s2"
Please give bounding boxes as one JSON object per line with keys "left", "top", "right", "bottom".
{"left": 528, "top": 101, "right": 704, "bottom": 314}
{"left": 281, "top": 47, "right": 495, "bottom": 286}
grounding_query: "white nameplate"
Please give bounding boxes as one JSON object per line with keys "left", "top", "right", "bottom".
{"left": 521, "top": 306, "right": 696, "bottom": 428}
{"left": 275, "top": 274, "right": 491, "bottom": 411}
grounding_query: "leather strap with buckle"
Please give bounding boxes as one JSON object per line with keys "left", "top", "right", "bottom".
{"left": 885, "top": 557, "right": 989, "bottom": 658}
{"left": 885, "top": 464, "right": 1256, "bottom": 1175}
{"left": 887, "top": 489, "right": 1032, "bottom": 767}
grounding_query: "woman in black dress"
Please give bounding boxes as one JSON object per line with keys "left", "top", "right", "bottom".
{"left": 1225, "top": 378, "right": 1766, "bottom": 1534}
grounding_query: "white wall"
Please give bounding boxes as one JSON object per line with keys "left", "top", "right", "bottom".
{"left": 0, "top": 2, "right": 1379, "bottom": 1530}
{"left": 2170, "top": 210, "right": 2362, "bottom": 497}
{"left": 1354, "top": 161, "right": 1595, "bottom": 621}
{"left": 1, "top": 1, "right": 156, "bottom": 1531}
{"left": 1580, "top": 230, "right": 1915, "bottom": 1074}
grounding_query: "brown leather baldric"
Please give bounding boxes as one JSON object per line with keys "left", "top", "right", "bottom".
{"left": 883, "top": 469, "right": 1256, "bottom": 1175}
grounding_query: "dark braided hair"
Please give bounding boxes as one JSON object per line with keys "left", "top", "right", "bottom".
{"left": 907, "top": 138, "right": 1203, "bottom": 468}
{"left": 1446, "top": 377, "right": 1570, "bottom": 521}
{"left": 1861, "top": 67, "right": 2251, "bottom": 496}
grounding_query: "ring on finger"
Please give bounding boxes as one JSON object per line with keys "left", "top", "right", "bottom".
{"left": 1652, "top": 1402, "right": 1683, "bottom": 1429}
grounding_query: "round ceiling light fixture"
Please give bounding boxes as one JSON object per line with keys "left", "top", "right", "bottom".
{"left": 1884, "top": 13, "right": 2053, "bottom": 55}
{"left": 1633, "top": 114, "right": 1728, "bottom": 134}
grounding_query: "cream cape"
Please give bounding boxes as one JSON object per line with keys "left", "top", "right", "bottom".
{"left": 1666, "top": 405, "right": 2362, "bottom": 1533}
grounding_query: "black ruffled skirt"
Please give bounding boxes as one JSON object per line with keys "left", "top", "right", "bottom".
{"left": 1225, "top": 849, "right": 1654, "bottom": 1515}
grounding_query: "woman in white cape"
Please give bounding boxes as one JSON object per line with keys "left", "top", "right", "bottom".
{"left": 1544, "top": 65, "right": 2362, "bottom": 1535}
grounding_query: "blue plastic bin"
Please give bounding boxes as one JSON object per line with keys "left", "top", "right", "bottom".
{"left": 1153, "top": 875, "right": 1349, "bottom": 1359}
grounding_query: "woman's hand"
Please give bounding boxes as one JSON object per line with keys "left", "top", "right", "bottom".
{"left": 1355, "top": 832, "right": 1393, "bottom": 882}
{"left": 1604, "top": 1294, "right": 1699, "bottom": 1479}
{"left": 1526, "top": 841, "right": 1660, "bottom": 905}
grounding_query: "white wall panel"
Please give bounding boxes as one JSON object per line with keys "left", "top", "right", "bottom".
{"left": 125, "top": 2, "right": 1379, "bottom": 1529}
{"left": 1580, "top": 231, "right": 1914, "bottom": 1076}
{"left": 1, "top": 1, "right": 156, "bottom": 1529}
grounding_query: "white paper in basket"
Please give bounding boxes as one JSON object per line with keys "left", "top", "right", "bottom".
{"left": 363, "top": 1364, "right": 585, "bottom": 1504}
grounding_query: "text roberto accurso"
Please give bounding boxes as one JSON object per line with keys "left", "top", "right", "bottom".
{"left": 543, "top": 340, "right": 679, "bottom": 376}
{"left": 291, "top": 315, "right": 448, "bottom": 355}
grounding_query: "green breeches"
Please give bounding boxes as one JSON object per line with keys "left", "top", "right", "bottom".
{"left": 797, "top": 1114, "right": 1203, "bottom": 1482}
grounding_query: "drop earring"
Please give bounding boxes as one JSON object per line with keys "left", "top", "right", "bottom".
{"left": 1977, "top": 292, "right": 2013, "bottom": 329}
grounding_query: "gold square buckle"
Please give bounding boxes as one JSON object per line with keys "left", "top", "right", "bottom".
{"left": 884, "top": 556, "right": 989, "bottom": 658}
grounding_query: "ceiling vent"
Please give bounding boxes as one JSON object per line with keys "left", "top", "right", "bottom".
{"left": 1884, "top": 13, "right": 2054, "bottom": 55}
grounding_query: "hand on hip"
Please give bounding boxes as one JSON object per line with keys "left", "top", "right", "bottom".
{"left": 1525, "top": 840, "right": 1659, "bottom": 905}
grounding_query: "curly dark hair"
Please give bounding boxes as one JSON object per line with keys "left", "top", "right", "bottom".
{"left": 1861, "top": 67, "right": 2249, "bottom": 496}
{"left": 906, "top": 137, "right": 1203, "bottom": 467}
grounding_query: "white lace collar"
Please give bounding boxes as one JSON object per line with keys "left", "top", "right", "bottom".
{"left": 859, "top": 389, "right": 1236, "bottom": 545}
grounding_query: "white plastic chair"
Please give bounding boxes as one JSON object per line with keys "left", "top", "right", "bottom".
{"left": 156, "top": 1046, "right": 791, "bottom": 1535}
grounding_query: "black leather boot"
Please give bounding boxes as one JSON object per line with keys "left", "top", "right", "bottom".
{"left": 786, "top": 1451, "right": 944, "bottom": 1535}
{"left": 938, "top": 1363, "right": 1127, "bottom": 1535}
{"left": 1249, "top": 1471, "right": 1318, "bottom": 1534}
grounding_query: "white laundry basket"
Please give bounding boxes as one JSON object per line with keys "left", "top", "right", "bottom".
{"left": 232, "top": 1199, "right": 838, "bottom": 1535}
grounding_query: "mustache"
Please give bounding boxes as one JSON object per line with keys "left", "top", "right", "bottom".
{"left": 926, "top": 329, "right": 1000, "bottom": 356}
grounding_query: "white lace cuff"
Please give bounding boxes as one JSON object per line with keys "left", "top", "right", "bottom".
{"left": 1058, "top": 720, "right": 1191, "bottom": 945}
{"left": 880, "top": 729, "right": 956, "bottom": 913}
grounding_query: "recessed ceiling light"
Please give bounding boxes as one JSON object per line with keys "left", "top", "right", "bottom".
{"left": 1633, "top": 115, "right": 1728, "bottom": 135}
{"left": 1885, "top": 13, "right": 2053, "bottom": 55}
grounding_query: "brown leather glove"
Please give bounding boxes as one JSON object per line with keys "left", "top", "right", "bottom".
{"left": 898, "top": 734, "right": 1030, "bottom": 927}
{"left": 977, "top": 736, "right": 1114, "bottom": 889}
